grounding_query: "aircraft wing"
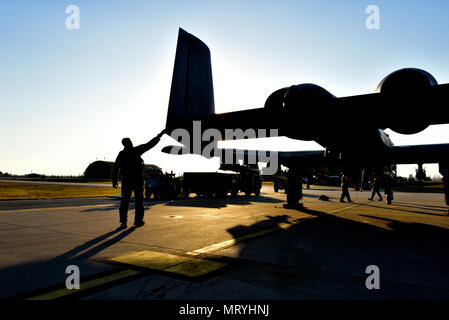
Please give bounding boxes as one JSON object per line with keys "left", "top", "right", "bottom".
{"left": 214, "top": 143, "right": 449, "bottom": 172}
{"left": 214, "top": 148, "right": 328, "bottom": 170}
{"left": 386, "top": 143, "right": 449, "bottom": 165}
{"left": 218, "top": 149, "right": 324, "bottom": 164}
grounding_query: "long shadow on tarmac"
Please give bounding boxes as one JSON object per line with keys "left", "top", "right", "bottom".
{"left": 79, "top": 195, "right": 284, "bottom": 211}
{"left": 227, "top": 215, "right": 293, "bottom": 238}
{"left": 164, "top": 195, "right": 284, "bottom": 209}
{"left": 302, "top": 193, "right": 324, "bottom": 199}
{"left": 0, "top": 227, "right": 136, "bottom": 299}
{"left": 224, "top": 205, "right": 449, "bottom": 299}
{"left": 357, "top": 202, "right": 446, "bottom": 217}
{"left": 80, "top": 200, "right": 162, "bottom": 213}
{"left": 2, "top": 200, "right": 448, "bottom": 299}
{"left": 386, "top": 201, "right": 448, "bottom": 212}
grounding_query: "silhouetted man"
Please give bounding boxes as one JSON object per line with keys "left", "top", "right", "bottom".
{"left": 368, "top": 173, "right": 383, "bottom": 201}
{"left": 112, "top": 130, "right": 165, "bottom": 229}
{"left": 340, "top": 172, "right": 352, "bottom": 203}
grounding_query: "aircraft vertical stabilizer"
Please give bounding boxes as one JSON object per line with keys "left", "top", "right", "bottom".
{"left": 166, "top": 28, "right": 215, "bottom": 129}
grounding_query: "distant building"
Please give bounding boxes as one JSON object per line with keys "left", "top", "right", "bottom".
{"left": 84, "top": 160, "right": 161, "bottom": 180}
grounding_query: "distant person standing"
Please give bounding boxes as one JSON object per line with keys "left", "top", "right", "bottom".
{"left": 306, "top": 175, "right": 311, "bottom": 189}
{"left": 368, "top": 173, "right": 383, "bottom": 201}
{"left": 340, "top": 172, "right": 352, "bottom": 203}
{"left": 112, "top": 130, "right": 165, "bottom": 229}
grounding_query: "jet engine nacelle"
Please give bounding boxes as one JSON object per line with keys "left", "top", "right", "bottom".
{"left": 264, "top": 83, "right": 335, "bottom": 113}
{"left": 376, "top": 68, "right": 438, "bottom": 134}
{"left": 264, "top": 83, "right": 335, "bottom": 140}
{"left": 263, "top": 68, "right": 439, "bottom": 138}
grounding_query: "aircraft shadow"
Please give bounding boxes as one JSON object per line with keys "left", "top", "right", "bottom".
{"left": 164, "top": 195, "right": 284, "bottom": 209}
{"left": 224, "top": 206, "right": 449, "bottom": 299}
{"left": 389, "top": 201, "right": 448, "bottom": 212}
{"left": 357, "top": 202, "right": 445, "bottom": 217}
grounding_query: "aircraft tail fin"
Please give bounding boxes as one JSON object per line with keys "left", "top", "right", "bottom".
{"left": 166, "top": 28, "right": 215, "bottom": 129}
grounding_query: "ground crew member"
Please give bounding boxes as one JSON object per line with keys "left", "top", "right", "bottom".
{"left": 112, "top": 130, "right": 165, "bottom": 229}
{"left": 383, "top": 171, "right": 394, "bottom": 205}
{"left": 368, "top": 173, "right": 383, "bottom": 201}
{"left": 340, "top": 172, "right": 352, "bottom": 203}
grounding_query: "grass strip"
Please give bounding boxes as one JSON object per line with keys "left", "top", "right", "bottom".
{"left": 0, "top": 182, "right": 121, "bottom": 200}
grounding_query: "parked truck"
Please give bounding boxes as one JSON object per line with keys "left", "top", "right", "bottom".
{"left": 144, "top": 168, "right": 181, "bottom": 200}
{"left": 182, "top": 166, "right": 262, "bottom": 198}
{"left": 182, "top": 172, "right": 239, "bottom": 198}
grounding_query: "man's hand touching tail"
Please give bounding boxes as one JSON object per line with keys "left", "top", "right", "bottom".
{"left": 156, "top": 128, "right": 167, "bottom": 139}
{"left": 148, "top": 129, "right": 167, "bottom": 146}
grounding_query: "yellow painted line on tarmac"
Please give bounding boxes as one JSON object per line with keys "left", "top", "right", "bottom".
{"left": 186, "top": 223, "right": 305, "bottom": 256}
{"left": 327, "top": 202, "right": 365, "bottom": 214}
{"left": 25, "top": 269, "right": 141, "bottom": 300}
{"left": 110, "top": 250, "right": 192, "bottom": 269}
{"left": 109, "top": 250, "right": 227, "bottom": 278}
{"left": 23, "top": 250, "right": 227, "bottom": 300}
{"left": 187, "top": 227, "right": 282, "bottom": 256}
{"left": 0, "top": 204, "right": 116, "bottom": 214}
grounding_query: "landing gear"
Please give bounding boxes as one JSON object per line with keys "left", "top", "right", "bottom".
{"left": 384, "top": 179, "right": 393, "bottom": 205}
{"left": 439, "top": 163, "right": 449, "bottom": 216}
{"left": 385, "top": 189, "right": 393, "bottom": 205}
{"left": 286, "top": 169, "right": 303, "bottom": 208}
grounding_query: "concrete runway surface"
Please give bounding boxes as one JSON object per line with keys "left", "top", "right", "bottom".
{"left": 0, "top": 184, "right": 448, "bottom": 300}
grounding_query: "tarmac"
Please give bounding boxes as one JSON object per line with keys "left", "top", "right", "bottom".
{"left": 1, "top": 183, "right": 448, "bottom": 300}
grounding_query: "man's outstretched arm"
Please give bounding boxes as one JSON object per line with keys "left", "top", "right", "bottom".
{"left": 135, "top": 129, "right": 166, "bottom": 155}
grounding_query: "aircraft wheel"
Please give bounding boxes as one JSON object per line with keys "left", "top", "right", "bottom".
{"left": 287, "top": 191, "right": 299, "bottom": 206}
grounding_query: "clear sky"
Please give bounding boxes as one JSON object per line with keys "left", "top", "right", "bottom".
{"left": 1, "top": 0, "right": 448, "bottom": 178}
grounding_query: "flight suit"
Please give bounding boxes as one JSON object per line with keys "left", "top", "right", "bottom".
{"left": 369, "top": 175, "right": 383, "bottom": 200}
{"left": 112, "top": 136, "right": 161, "bottom": 224}
{"left": 340, "top": 175, "right": 352, "bottom": 202}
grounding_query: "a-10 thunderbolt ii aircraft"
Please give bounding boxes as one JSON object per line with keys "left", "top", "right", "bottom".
{"left": 161, "top": 28, "right": 449, "bottom": 211}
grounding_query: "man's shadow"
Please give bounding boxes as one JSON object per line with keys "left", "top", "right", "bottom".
{"left": 51, "top": 227, "right": 136, "bottom": 263}
{"left": 0, "top": 227, "right": 136, "bottom": 299}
